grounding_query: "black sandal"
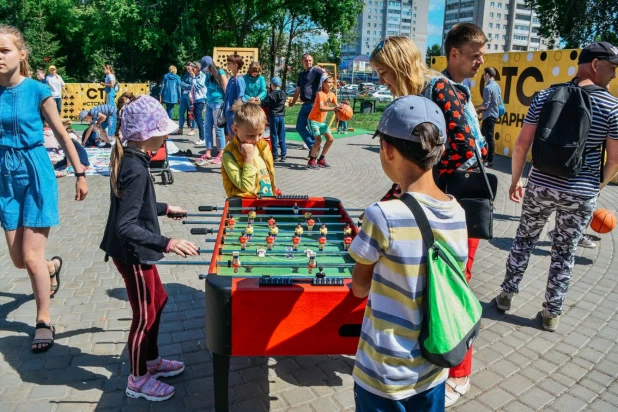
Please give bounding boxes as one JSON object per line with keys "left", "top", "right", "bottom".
{"left": 50, "top": 256, "right": 62, "bottom": 298}
{"left": 31, "top": 323, "right": 55, "bottom": 353}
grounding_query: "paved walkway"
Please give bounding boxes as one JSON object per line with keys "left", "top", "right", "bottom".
{"left": 0, "top": 133, "right": 617, "bottom": 412}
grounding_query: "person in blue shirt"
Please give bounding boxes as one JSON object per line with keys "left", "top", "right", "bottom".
{"left": 159, "top": 65, "right": 182, "bottom": 119}
{"left": 198, "top": 56, "right": 228, "bottom": 165}
{"left": 243, "top": 61, "right": 267, "bottom": 103}
{"left": 175, "top": 62, "right": 197, "bottom": 136}
{"left": 189, "top": 61, "right": 208, "bottom": 146}
{"left": 224, "top": 54, "right": 246, "bottom": 142}
{"left": 0, "top": 25, "right": 88, "bottom": 353}
{"left": 79, "top": 104, "right": 117, "bottom": 147}
{"left": 101, "top": 64, "right": 118, "bottom": 135}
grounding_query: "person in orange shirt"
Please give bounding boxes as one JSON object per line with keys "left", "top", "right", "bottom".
{"left": 306, "top": 76, "right": 340, "bottom": 169}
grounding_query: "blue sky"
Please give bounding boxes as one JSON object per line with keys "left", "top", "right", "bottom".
{"left": 427, "top": 0, "right": 446, "bottom": 48}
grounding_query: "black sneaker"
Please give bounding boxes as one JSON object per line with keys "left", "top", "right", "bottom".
{"left": 280, "top": 156, "right": 286, "bottom": 162}
{"left": 103, "top": 143, "right": 112, "bottom": 148}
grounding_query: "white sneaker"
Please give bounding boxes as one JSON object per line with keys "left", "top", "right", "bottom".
{"left": 445, "top": 376, "right": 470, "bottom": 408}
{"left": 193, "top": 139, "right": 205, "bottom": 146}
{"left": 302, "top": 144, "right": 308, "bottom": 150}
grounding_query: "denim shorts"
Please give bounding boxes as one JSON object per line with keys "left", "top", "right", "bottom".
{"left": 0, "top": 145, "right": 59, "bottom": 231}
{"left": 309, "top": 120, "right": 329, "bottom": 137}
{"left": 354, "top": 381, "right": 445, "bottom": 412}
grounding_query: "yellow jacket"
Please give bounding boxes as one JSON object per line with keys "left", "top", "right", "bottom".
{"left": 221, "top": 136, "right": 277, "bottom": 198}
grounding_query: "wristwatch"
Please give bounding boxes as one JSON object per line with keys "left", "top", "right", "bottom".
{"left": 75, "top": 172, "right": 86, "bottom": 178}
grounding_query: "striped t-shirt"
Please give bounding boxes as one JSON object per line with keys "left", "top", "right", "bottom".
{"left": 349, "top": 192, "right": 468, "bottom": 400}
{"left": 526, "top": 85, "right": 618, "bottom": 196}
{"left": 88, "top": 104, "right": 117, "bottom": 125}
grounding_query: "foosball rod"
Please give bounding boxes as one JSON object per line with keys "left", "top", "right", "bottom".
{"left": 198, "top": 206, "right": 366, "bottom": 212}
{"left": 202, "top": 239, "right": 348, "bottom": 246}
{"left": 224, "top": 229, "right": 350, "bottom": 236}
{"left": 218, "top": 262, "right": 356, "bottom": 268}
{"left": 147, "top": 260, "right": 211, "bottom": 265}
{"left": 198, "top": 249, "right": 351, "bottom": 256}
{"left": 183, "top": 220, "right": 352, "bottom": 226}
{"left": 185, "top": 213, "right": 356, "bottom": 219}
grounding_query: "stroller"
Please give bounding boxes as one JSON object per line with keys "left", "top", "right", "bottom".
{"left": 148, "top": 137, "right": 174, "bottom": 185}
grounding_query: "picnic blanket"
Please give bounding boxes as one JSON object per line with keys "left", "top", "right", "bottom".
{"left": 51, "top": 141, "right": 197, "bottom": 176}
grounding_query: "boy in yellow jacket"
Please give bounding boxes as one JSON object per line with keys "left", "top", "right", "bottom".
{"left": 221, "top": 101, "right": 277, "bottom": 197}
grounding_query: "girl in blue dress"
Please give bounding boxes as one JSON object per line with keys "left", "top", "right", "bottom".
{"left": 0, "top": 25, "right": 89, "bottom": 353}
{"left": 101, "top": 64, "right": 118, "bottom": 135}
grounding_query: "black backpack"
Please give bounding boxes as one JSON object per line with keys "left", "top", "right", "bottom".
{"left": 532, "top": 83, "right": 606, "bottom": 178}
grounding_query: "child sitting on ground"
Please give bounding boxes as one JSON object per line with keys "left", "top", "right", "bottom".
{"left": 221, "top": 101, "right": 277, "bottom": 197}
{"left": 307, "top": 75, "right": 339, "bottom": 169}
{"left": 348, "top": 96, "right": 468, "bottom": 410}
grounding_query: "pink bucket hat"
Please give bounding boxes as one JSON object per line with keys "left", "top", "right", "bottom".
{"left": 119, "top": 95, "right": 179, "bottom": 142}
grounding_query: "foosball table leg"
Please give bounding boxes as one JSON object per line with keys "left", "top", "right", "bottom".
{"left": 213, "top": 352, "right": 231, "bottom": 411}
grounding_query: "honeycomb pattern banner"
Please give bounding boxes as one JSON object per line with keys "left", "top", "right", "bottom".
{"left": 213, "top": 47, "right": 259, "bottom": 76}
{"left": 62, "top": 83, "right": 149, "bottom": 120}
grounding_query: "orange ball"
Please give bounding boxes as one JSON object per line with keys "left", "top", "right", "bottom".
{"left": 590, "top": 209, "right": 616, "bottom": 234}
{"left": 336, "top": 104, "right": 353, "bottom": 121}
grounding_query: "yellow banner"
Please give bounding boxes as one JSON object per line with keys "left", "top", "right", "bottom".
{"left": 62, "top": 83, "right": 149, "bottom": 120}
{"left": 430, "top": 50, "right": 618, "bottom": 158}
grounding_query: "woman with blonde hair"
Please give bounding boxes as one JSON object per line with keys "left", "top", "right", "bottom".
{"left": 160, "top": 65, "right": 182, "bottom": 119}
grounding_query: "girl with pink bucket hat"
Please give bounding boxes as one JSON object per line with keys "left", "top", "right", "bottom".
{"left": 100, "top": 94, "right": 199, "bottom": 401}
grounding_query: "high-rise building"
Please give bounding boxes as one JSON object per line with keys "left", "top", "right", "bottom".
{"left": 442, "top": 0, "right": 551, "bottom": 53}
{"left": 341, "top": 0, "right": 430, "bottom": 63}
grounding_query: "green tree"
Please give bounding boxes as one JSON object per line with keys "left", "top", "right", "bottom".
{"left": 526, "top": 0, "right": 618, "bottom": 47}
{"left": 426, "top": 43, "right": 442, "bottom": 66}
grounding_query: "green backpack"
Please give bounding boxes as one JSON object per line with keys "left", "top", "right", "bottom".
{"left": 400, "top": 193, "right": 483, "bottom": 368}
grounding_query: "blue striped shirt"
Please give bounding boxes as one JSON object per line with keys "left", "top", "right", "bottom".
{"left": 349, "top": 193, "right": 468, "bottom": 400}
{"left": 88, "top": 104, "right": 117, "bottom": 124}
{"left": 527, "top": 86, "right": 618, "bottom": 196}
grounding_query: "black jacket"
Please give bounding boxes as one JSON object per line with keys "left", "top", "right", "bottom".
{"left": 261, "top": 89, "right": 287, "bottom": 117}
{"left": 100, "top": 148, "right": 170, "bottom": 264}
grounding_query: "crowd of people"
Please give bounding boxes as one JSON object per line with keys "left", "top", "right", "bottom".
{"left": 1, "top": 19, "right": 618, "bottom": 410}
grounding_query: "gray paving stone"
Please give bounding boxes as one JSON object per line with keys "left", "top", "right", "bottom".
{"left": 519, "top": 387, "right": 555, "bottom": 410}
{"left": 281, "top": 387, "right": 316, "bottom": 406}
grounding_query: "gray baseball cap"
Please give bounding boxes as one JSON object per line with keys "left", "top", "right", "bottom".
{"left": 374, "top": 96, "right": 447, "bottom": 145}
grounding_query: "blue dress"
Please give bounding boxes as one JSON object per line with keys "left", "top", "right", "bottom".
{"left": 0, "top": 78, "right": 59, "bottom": 231}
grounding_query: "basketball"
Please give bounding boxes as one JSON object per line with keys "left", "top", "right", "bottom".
{"left": 336, "top": 104, "right": 353, "bottom": 121}
{"left": 590, "top": 209, "right": 616, "bottom": 234}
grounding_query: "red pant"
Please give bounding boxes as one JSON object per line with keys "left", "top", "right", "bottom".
{"left": 113, "top": 260, "right": 168, "bottom": 377}
{"left": 449, "top": 237, "right": 479, "bottom": 378}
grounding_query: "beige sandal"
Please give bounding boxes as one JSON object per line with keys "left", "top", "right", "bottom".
{"left": 445, "top": 376, "right": 470, "bottom": 407}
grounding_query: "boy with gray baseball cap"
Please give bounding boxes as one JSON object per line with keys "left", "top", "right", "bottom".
{"left": 349, "top": 95, "right": 468, "bottom": 410}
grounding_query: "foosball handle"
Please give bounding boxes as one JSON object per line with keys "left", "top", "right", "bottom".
{"left": 198, "top": 274, "right": 207, "bottom": 280}
{"left": 167, "top": 212, "right": 187, "bottom": 218}
{"left": 190, "top": 228, "right": 214, "bottom": 235}
{"left": 198, "top": 206, "right": 218, "bottom": 212}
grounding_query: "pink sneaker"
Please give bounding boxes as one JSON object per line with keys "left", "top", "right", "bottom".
{"left": 147, "top": 356, "right": 185, "bottom": 379}
{"left": 209, "top": 156, "right": 222, "bottom": 164}
{"left": 200, "top": 151, "right": 212, "bottom": 160}
{"left": 126, "top": 373, "right": 175, "bottom": 401}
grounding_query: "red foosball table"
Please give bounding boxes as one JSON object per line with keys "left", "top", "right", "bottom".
{"left": 199, "top": 196, "right": 367, "bottom": 411}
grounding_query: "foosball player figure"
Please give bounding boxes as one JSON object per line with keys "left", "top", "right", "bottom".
{"left": 343, "top": 236, "right": 352, "bottom": 251}
{"left": 318, "top": 236, "right": 327, "bottom": 251}
{"left": 307, "top": 218, "right": 315, "bottom": 231}
{"left": 315, "top": 267, "right": 325, "bottom": 279}
{"left": 268, "top": 216, "right": 276, "bottom": 228}
{"left": 269, "top": 224, "right": 279, "bottom": 239}
{"left": 304, "top": 211, "right": 312, "bottom": 220}
{"left": 231, "top": 251, "right": 241, "bottom": 273}
{"left": 245, "top": 223, "right": 254, "bottom": 241}
{"left": 239, "top": 232, "right": 248, "bottom": 250}
{"left": 248, "top": 210, "right": 256, "bottom": 223}
{"left": 266, "top": 236, "right": 275, "bottom": 250}
{"left": 292, "top": 235, "right": 301, "bottom": 251}
{"left": 319, "top": 223, "right": 328, "bottom": 237}
{"left": 343, "top": 223, "right": 352, "bottom": 237}
{"left": 227, "top": 215, "right": 236, "bottom": 230}
{"left": 294, "top": 223, "right": 303, "bottom": 237}
{"left": 293, "top": 203, "right": 299, "bottom": 215}
{"left": 357, "top": 213, "right": 363, "bottom": 228}
{"left": 307, "top": 251, "right": 317, "bottom": 273}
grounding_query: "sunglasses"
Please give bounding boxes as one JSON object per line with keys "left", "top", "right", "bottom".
{"left": 375, "top": 39, "right": 386, "bottom": 52}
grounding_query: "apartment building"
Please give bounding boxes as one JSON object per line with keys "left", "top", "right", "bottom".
{"left": 442, "top": 0, "right": 550, "bottom": 53}
{"left": 342, "top": 0, "right": 430, "bottom": 62}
